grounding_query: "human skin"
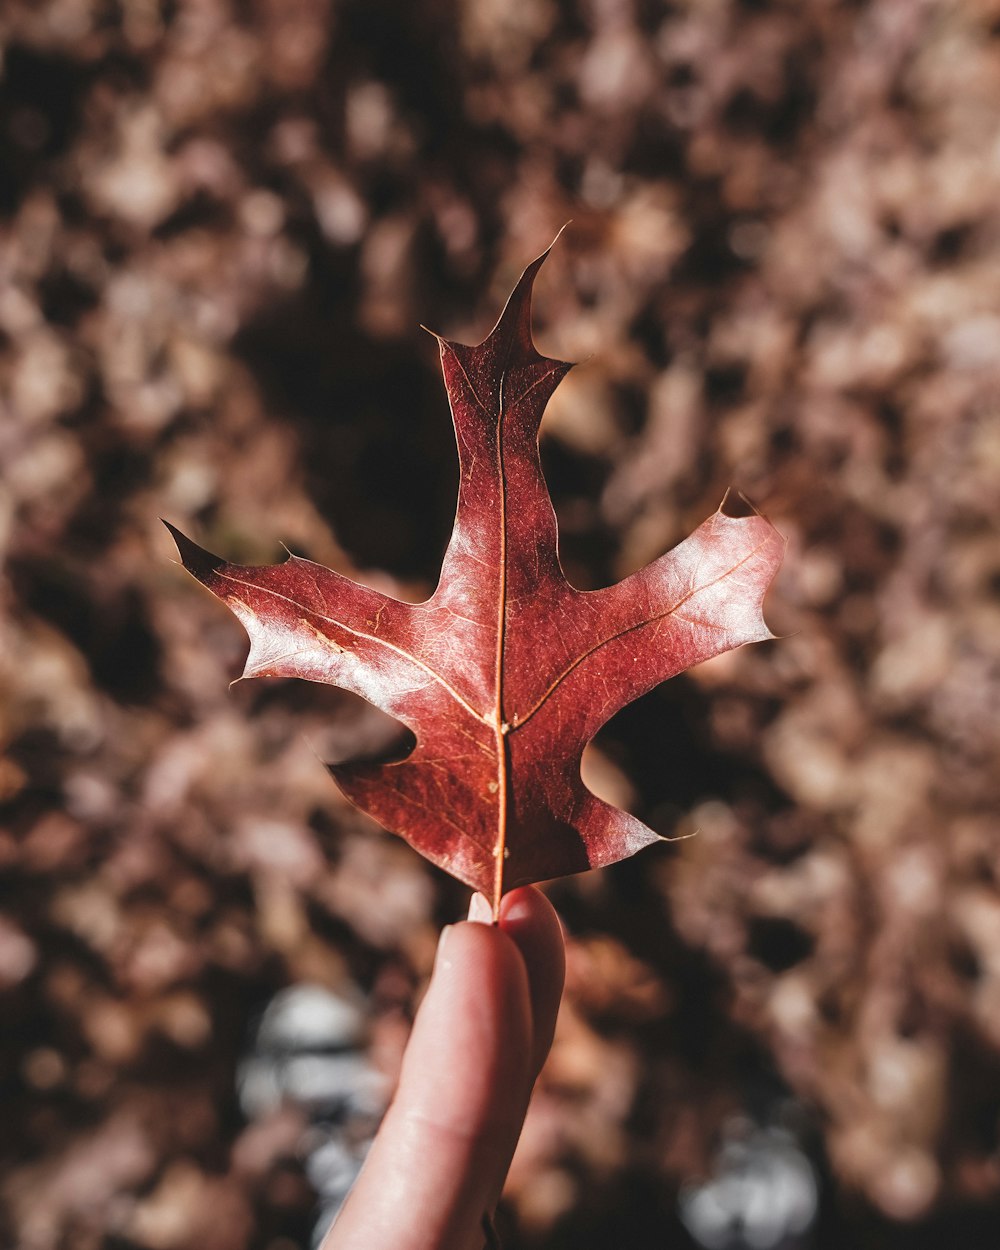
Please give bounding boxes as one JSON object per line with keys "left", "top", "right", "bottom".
{"left": 322, "top": 886, "right": 566, "bottom": 1250}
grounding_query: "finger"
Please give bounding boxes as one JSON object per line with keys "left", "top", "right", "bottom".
{"left": 478, "top": 887, "right": 565, "bottom": 1077}
{"left": 497, "top": 887, "right": 565, "bottom": 1076}
{"left": 323, "top": 921, "right": 534, "bottom": 1250}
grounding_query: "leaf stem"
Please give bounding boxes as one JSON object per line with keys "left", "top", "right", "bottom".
{"left": 492, "top": 369, "right": 509, "bottom": 923}
{"left": 492, "top": 724, "right": 506, "bottom": 923}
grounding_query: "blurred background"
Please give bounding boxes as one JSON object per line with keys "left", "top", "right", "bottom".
{"left": 2, "top": 1, "right": 1000, "bottom": 1246}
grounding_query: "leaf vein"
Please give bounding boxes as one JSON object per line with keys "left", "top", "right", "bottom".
{"left": 511, "top": 537, "right": 772, "bottom": 729}
{"left": 214, "top": 570, "right": 490, "bottom": 726}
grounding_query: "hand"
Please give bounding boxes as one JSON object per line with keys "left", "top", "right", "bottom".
{"left": 321, "top": 886, "right": 566, "bottom": 1250}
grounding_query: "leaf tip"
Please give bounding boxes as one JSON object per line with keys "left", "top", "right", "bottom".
{"left": 162, "top": 520, "right": 225, "bottom": 581}
{"left": 662, "top": 826, "right": 700, "bottom": 845}
{"left": 717, "top": 487, "right": 764, "bottom": 521}
{"left": 548, "top": 220, "right": 573, "bottom": 250}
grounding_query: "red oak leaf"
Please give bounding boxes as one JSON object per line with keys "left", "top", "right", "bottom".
{"left": 168, "top": 243, "right": 783, "bottom": 916}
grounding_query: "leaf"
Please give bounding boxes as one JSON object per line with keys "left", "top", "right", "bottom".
{"left": 167, "top": 242, "right": 784, "bottom": 917}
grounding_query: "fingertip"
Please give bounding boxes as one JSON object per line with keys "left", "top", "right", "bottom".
{"left": 402, "top": 919, "right": 535, "bottom": 1131}
{"left": 496, "top": 887, "right": 565, "bottom": 1075}
{"left": 498, "top": 884, "right": 562, "bottom": 934}
{"left": 328, "top": 919, "right": 534, "bottom": 1248}
{"left": 498, "top": 887, "right": 565, "bottom": 979}
{"left": 428, "top": 918, "right": 533, "bottom": 1045}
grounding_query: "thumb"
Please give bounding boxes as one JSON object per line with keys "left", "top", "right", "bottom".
{"left": 324, "top": 890, "right": 564, "bottom": 1250}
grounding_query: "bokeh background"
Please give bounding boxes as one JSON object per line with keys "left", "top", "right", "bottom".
{"left": 3, "top": 1, "right": 1000, "bottom": 1247}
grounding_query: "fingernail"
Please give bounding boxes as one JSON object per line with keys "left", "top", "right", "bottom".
{"left": 467, "top": 892, "right": 492, "bottom": 924}
{"left": 498, "top": 889, "right": 531, "bottom": 926}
